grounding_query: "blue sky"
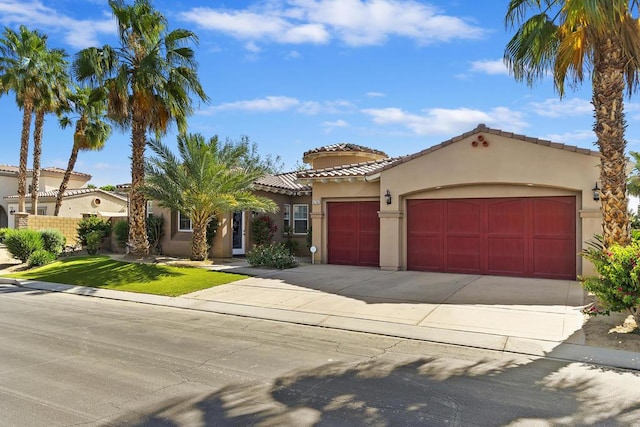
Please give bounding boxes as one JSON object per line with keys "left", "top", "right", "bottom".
{"left": 1, "top": 0, "right": 639, "bottom": 188}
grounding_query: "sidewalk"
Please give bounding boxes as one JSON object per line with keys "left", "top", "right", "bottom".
{"left": 2, "top": 257, "right": 639, "bottom": 371}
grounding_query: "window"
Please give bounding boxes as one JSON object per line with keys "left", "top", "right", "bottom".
{"left": 283, "top": 204, "right": 291, "bottom": 230}
{"left": 178, "top": 211, "right": 192, "bottom": 232}
{"left": 293, "top": 204, "right": 308, "bottom": 234}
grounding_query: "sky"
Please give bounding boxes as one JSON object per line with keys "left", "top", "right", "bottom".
{"left": 1, "top": 0, "right": 640, "bottom": 190}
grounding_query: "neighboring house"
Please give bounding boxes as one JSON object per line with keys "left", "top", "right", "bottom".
{"left": 300, "top": 124, "right": 602, "bottom": 279}
{"left": 0, "top": 165, "right": 92, "bottom": 228}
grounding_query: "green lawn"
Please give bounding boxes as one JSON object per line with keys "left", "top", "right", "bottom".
{"left": 4, "top": 256, "right": 248, "bottom": 297}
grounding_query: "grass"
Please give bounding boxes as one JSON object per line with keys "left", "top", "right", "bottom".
{"left": 4, "top": 255, "right": 248, "bottom": 297}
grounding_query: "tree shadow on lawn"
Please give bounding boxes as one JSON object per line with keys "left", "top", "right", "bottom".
{"left": 14, "top": 256, "right": 185, "bottom": 288}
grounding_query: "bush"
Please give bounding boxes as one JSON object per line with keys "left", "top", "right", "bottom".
{"left": 246, "top": 242, "right": 298, "bottom": 269}
{"left": 580, "top": 234, "right": 640, "bottom": 323}
{"left": 113, "top": 220, "right": 129, "bottom": 249}
{"left": 251, "top": 214, "right": 277, "bottom": 246}
{"left": 0, "top": 227, "right": 9, "bottom": 243}
{"left": 40, "top": 229, "right": 66, "bottom": 256}
{"left": 27, "top": 249, "right": 56, "bottom": 267}
{"left": 282, "top": 226, "right": 298, "bottom": 255}
{"left": 77, "top": 216, "right": 111, "bottom": 246}
{"left": 146, "top": 215, "right": 164, "bottom": 254}
{"left": 3, "top": 229, "right": 44, "bottom": 263}
{"left": 85, "top": 231, "right": 103, "bottom": 255}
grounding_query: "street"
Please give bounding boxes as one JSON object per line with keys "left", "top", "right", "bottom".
{"left": 1, "top": 283, "right": 640, "bottom": 426}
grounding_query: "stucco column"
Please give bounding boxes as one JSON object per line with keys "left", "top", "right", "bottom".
{"left": 379, "top": 210, "right": 403, "bottom": 271}
{"left": 580, "top": 209, "right": 602, "bottom": 277}
{"left": 211, "top": 213, "right": 232, "bottom": 258}
{"left": 310, "top": 211, "right": 324, "bottom": 263}
{"left": 13, "top": 212, "right": 29, "bottom": 230}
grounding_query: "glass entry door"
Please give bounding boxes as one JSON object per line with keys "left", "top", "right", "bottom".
{"left": 232, "top": 211, "right": 245, "bottom": 255}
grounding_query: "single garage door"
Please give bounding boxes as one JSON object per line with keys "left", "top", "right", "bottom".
{"left": 407, "top": 196, "right": 576, "bottom": 279}
{"left": 328, "top": 201, "right": 380, "bottom": 267}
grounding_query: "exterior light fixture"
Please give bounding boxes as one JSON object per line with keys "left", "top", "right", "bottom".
{"left": 384, "top": 189, "right": 392, "bottom": 205}
{"left": 9, "top": 207, "right": 15, "bottom": 215}
{"left": 592, "top": 182, "right": 600, "bottom": 202}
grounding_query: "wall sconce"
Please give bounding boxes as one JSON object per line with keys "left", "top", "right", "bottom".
{"left": 592, "top": 182, "right": 600, "bottom": 202}
{"left": 384, "top": 189, "right": 392, "bottom": 205}
{"left": 9, "top": 207, "right": 15, "bottom": 215}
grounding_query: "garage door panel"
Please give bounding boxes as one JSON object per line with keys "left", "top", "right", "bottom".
{"left": 328, "top": 202, "right": 380, "bottom": 267}
{"left": 407, "top": 196, "right": 576, "bottom": 279}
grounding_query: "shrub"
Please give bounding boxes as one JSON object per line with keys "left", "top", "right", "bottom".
{"left": 3, "top": 229, "right": 44, "bottom": 263}
{"left": 77, "top": 216, "right": 111, "bottom": 246}
{"left": 40, "top": 229, "right": 66, "bottom": 256}
{"left": 27, "top": 249, "right": 56, "bottom": 267}
{"left": 246, "top": 242, "right": 298, "bottom": 269}
{"left": 251, "top": 214, "right": 277, "bottom": 246}
{"left": 580, "top": 234, "right": 640, "bottom": 323}
{"left": 282, "top": 226, "right": 298, "bottom": 255}
{"left": 0, "top": 227, "right": 9, "bottom": 243}
{"left": 206, "top": 218, "right": 218, "bottom": 250}
{"left": 146, "top": 215, "right": 164, "bottom": 254}
{"left": 85, "top": 231, "right": 103, "bottom": 255}
{"left": 113, "top": 220, "right": 129, "bottom": 249}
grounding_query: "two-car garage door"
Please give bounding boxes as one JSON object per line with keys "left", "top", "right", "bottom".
{"left": 407, "top": 196, "right": 576, "bottom": 279}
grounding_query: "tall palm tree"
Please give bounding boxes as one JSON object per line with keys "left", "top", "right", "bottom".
{"left": 505, "top": 0, "right": 640, "bottom": 248}
{"left": 73, "top": 0, "right": 208, "bottom": 256}
{"left": 0, "top": 25, "right": 49, "bottom": 213}
{"left": 143, "top": 133, "right": 277, "bottom": 261}
{"left": 55, "top": 86, "right": 112, "bottom": 216}
{"left": 30, "top": 47, "right": 69, "bottom": 215}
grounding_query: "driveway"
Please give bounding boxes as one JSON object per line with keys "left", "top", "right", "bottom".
{"left": 188, "top": 263, "right": 586, "bottom": 345}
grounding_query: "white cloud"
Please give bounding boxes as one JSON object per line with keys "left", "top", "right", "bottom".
{"left": 323, "top": 119, "right": 349, "bottom": 133}
{"left": 362, "top": 106, "right": 528, "bottom": 135}
{"left": 544, "top": 129, "right": 595, "bottom": 144}
{"left": 285, "top": 50, "right": 302, "bottom": 59}
{"left": 0, "top": 0, "right": 114, "bottom": 49}
{"left": 199, "top": 96, "right": 354, "bottom": 115}
{"left": 528, "top": 98, "right": 593, "bottom": 118}
{"left": 180, "top": 1, "right": 484, "bottom": 49}
{"left": 470, "top": 59, "right": 508, "bottom": 75}
{"left": 366, "top": 91, "right": 385, "bottom": 97}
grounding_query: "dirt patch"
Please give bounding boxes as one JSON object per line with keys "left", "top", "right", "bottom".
{"left": 582, "top": 293, "right": 640, "bottom": 353}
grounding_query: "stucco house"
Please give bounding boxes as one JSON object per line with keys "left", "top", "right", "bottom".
{"left": 0, "top": 165, "right": 95, "bottom": 227}
{"left": 151, "top": 123, "right": 604, "bottom": 279}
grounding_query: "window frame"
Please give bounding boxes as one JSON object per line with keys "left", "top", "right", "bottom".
{"left": 178, "top": 211, "right": 193, "bottom": 232}
{"left": 283, "top": 204, "right": 291, "bottom": 230}
{"left": 292, "top": 204, "right": 308, "bottom": 235}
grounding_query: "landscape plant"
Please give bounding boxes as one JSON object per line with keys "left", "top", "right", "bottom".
{"left": 27, "top": 249, "right": 56, "bottom": 267}
{"left": 246, "top": 242, "right": 298, "bottom": 270}
{"left": 77, "top": 216, "right": 111, "bottom": 246}
{"left": 3, "top": 229, "right": 44, "bottom": 263}
{"left": 85, "top": 231, "right": 103, "bottom": 255}
{"left": 146, "top": 214, "right": 164, "bottom": 254}
{"left": 113, "top": 220, "right": 129, "bottom": 249}
{"left": 581, "top": 234, "right": 640, "bottom": 324}
{"left": 251, "top": 214, "right": 277, "bottom": 246}
{"left": 40, "top": 229, "right": 66, "bottom": 256}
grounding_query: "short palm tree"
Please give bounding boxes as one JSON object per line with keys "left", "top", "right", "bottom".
{"left": 143, "top": 133, "right": 278, "bottom": 261}
{"left": 30, "top": 47, "right": 69, "bottom": 215}
{"left": 0, "top": 25, "right": 49, "bottom": 213}
{"left": 505, "top": 0, "right": 640, "bottom": 247}
{"left": 73, "top": 0, "right": 208, "bottom": 256}
{"left": 55, "top": 86, "right": 112, "bottom": 216}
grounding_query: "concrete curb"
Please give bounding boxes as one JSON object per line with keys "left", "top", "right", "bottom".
{"left": 3, "top": 277, "right": 639, "bottom": 372}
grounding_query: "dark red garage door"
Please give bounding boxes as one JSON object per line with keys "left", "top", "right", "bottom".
{"left": 328, "top": 201, "right": 380, "bottom": 267}
{"left": 407, "top": 196, "right": 576, "bottom": 279}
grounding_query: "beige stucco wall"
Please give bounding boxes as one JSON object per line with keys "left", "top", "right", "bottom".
{"left": 309, "top": 180, "right": 381, "bottom": 264}
{"left": 378, "top": 132, "right": 602, "bottom": 276}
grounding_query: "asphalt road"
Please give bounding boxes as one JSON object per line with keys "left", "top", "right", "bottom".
{"left": 1, "top": 283, "right": 640, "bottom": 427}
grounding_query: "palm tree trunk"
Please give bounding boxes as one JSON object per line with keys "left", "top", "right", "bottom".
{"left": 127, "top": 113, "right": 150, "bottom": 256}
{"left": 191, "top": 219, "right": 209, "bottom": 261}
{"left": 593, "top": 35, "right": 630, "bottom": 248}
{"left": 31, "top": 109, "right": 44, "bottom": 216}
{"left": 18, "top": 101, "right": 33, "bottom": 213}
{"left": 54, "top": 144, "right": 79, "bottom": 216}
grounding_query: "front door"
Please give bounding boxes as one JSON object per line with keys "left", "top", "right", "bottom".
{"left": 232, "top": 211, "right": 245, "bottom": 255}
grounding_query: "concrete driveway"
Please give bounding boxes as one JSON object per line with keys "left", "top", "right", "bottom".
{"left": 188, "top": 263, "right": 586, "bottom": 345}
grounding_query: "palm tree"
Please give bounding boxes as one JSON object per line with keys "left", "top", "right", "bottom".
{"left": 73, "top": 0, "right": 208, "bottom": 256}
{"left": 30, "top": 47, "right": 69, "bottom": 215}
{"left": 0, "top": 25, "right": 49, "bottom": 213}
{"left": 143, "top": 133, "right": 278, "bottom": 261}
{"left": 55, "top": 86, "right": 112, "bottom": 216}
{"left": 505, "top": 0, "right": 640, "bottom": 248}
